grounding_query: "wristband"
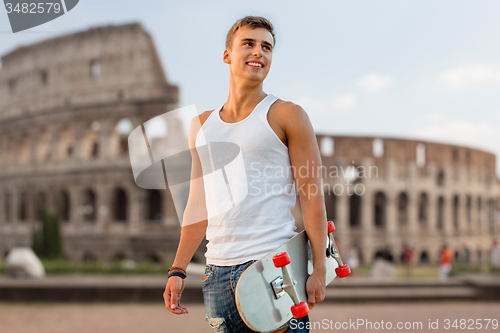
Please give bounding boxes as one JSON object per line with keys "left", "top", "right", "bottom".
{"left": 168, "top": 271, "right": 187, "bottom": 279}
{"left": 168, "top": 266, "right": 186, "bottom": 274}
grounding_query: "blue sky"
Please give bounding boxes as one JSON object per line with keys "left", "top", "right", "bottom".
{"left": 1, "top": 0, "right": 500, "bottom": 176}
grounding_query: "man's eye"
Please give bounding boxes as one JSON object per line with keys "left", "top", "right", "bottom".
{"left": 245, "top": 42, "right": 252, "bottom": 46}
{"left": 263, "top": 46, "right": 271, "bottom": 51}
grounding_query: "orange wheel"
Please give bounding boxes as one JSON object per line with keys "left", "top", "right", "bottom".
{"left": 272, "top": 252, "right": 291, "bottom": 268}
{"left": 327, "top": 221, "right": 336, "bottom": 233}
{"left": 291, "top": 301, "right": 309, "bottom": 318}
{"left": 335, "top": 264, "right": 351, "bottom": 278}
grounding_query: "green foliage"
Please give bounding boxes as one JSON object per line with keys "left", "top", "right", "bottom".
{"left": 39, "top": 258, "right": 172, "bottom": 274}
{"left": 32, "top": 208, "right": 64, "bottom": 260}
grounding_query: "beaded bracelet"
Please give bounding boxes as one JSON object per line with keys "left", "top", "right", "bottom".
{"left": 168, "top": 266, "right": 186, "bottom": 274}
{"left": 168, "top": 271, "right": 187, "bottom": 279}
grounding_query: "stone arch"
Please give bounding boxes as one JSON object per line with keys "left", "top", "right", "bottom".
{"left": 416, "top": 143, "right": 426, "bottom": 167}
{"left": 320, "top": 137, "right": 334, "bottom": 157}
{"left": 19, "top": 132, "right": 30, "bottom": 165}
{"left": 113, "top": 188, "right": 128, "bottom": 221}
{"left": 4, "top": 191, "right": 11, "bottom": 221}
{"left": 83, "top": 121, "right": 101, "bottom": 159}
{"left": 372, "top": 138, "right": 384, "bottom": 157}
{"left": 18, "top": 191, "right": 28, "bottom": 221}
{"left": 453, "top": 195, "right": 460, "bottom": 230}
{"left": 145, "top": 190, "right": 162, "bottom": 220}
{"left": 6, "top": 136, "right": 16, "bottom": 166}
{"left": 477, "top": 197, "right": 482, "bottom": 229}
{"left": 397, "top": 192, "right": 409, "bottom": 225}
{"left": 466, "top": 195, "right": 472, "bottom": 229}
{"left": 324, "top": 190, "right": 336, "bottom": 221}
{"left": 57, "top": 125, "right": 74, "bottom": 159}
{"left": 418, "top": 192, "right": 428, "bottom": 224}
{"left": 34, "top": 192, "right": 46, "bottom": 221}
{"left": 437, "top": 170, "right": 445, "bottom": 186}
{"left": 374, "top": 247, "right": 394, "bottom": 262}
{"left": 419, "top": 250, "right": 429, "bottom": 263}
{"left": 56, "top": 190, "right": 70, "bottom": 222}
{"left": 374, "top": 191, "right": 386, "bottom": 228}
{"left": 488, "top": 198, "right": 495, "bottom": 233}
{"left": 437, "top": 196, "right": 445, "bottom": 230}
{"left": 111, "top": 118, "right": 133, "bottom": 157}
{"left": 36, "top": 128, "right": 50, "bottom": 163}
{"left": 81, "top": 189, "right": 96, "bottom": 221}
{"left": 349, "top": 193, "right": 362, "bottom": 227}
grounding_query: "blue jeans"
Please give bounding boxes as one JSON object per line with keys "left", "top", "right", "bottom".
{"left": 202, "top": 260, "right": 309, "bottom": 333}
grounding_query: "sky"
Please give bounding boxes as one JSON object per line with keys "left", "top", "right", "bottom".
{"left": 1, "top": 0, "right": 500, "bottom": 177}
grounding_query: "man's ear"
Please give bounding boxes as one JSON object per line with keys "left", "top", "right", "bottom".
{"left": 223, "top": 49, "right": 230, "bottom": 65}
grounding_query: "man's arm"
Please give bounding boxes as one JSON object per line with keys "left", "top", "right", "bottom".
{"left": 280, "top": 101, "right": 327, "bottom": 309}
{"left": 164, "top": 114, "right": 209, "bottom": 315}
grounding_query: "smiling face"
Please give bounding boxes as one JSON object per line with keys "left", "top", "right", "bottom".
{"left": 223, "top": 26, "right": 274, "bottom": 83}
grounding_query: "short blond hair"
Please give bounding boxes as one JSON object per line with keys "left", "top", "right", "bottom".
{"left": 225, "top": 16, "right": 275, "bottom": 50}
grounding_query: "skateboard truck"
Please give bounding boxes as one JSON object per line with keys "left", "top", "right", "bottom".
{"left": 271, "top": 252, "right": 309, "bottom": 318}
{"left": 269, "top": 221, "right": 350, "bottom": 319}
{"left": 326, "top": 221, "right": 351, "bottom": 278}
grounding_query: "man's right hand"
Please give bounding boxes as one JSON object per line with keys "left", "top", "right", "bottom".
{"left": 163, "top": 276, "right": 188, "bottom": 315}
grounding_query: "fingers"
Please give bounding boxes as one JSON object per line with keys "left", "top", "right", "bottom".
{"left": 163, "top": 284, "right": 188, "bottom": 315}
{"left": 307, "top": 290, "right": 316, "bottom": 310}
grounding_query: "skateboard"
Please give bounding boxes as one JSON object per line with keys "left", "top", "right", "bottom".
{"left": 235, "top": 221, "right": 350, "bottom": 332}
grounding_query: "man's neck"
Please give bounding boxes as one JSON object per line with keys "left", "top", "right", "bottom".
{"left": 223, "top": 79, "right": 267, "bottom": 117}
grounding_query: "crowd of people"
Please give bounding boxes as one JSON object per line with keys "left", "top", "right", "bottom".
{"left": 341, "top": 240, "right": 500, "bottom": 280}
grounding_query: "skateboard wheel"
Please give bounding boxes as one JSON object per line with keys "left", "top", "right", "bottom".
{"left": 272, "top": 252, "right": 291, "bottom": 267}
{"left": 327, "top": 221, "right": 335, "bottom": 233}
{"left": 335, "top": 264, "right": 351, "bottom": 278}
{"left": 291, "top": 302, "right": 309, "bottom": 318}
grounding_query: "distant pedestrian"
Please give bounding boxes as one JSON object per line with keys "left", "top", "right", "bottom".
{"left": 461, "top": 244, "right": 470, "bottom": 264}
{"left": 346, "top": 245, "right": 360, "bottom": 276}
{"left": 490, "top": 241, "right": 500, "bottom": 268}
{"left": 439, "top": 244, "right": 453, "bottom": 281}
{"left": 403, "top": 244, "right": 414, "bottom": 278}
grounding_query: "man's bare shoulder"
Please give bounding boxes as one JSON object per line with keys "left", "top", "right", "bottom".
{"left": 190, "top": 110, "right": 215, "bottom": 129}
{"left": 271, "top": 99, "right": 309, "bottom": 124}
{"left": 198, "top": 109, "right": 215, "bottom": 127}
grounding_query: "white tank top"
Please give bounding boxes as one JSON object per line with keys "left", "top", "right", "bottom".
{"left": 195, "top": 94, "right": 297, "bottom": 266}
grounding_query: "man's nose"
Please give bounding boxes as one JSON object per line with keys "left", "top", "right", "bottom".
{"left": 253, "top": 45, "right": 263, "bottom": 57}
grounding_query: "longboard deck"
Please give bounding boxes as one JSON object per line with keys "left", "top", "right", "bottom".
{"left": 235, "top": 231, "right": 338, "bottom": 332}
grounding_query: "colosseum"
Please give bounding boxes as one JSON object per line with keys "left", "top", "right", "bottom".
{"left": 0, "top": 23, "right": 499, "bottom": 265}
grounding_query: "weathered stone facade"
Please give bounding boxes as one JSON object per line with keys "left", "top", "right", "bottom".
{"left": 316, "top": 135, "right": 500, "bottom": 264}
{"left": 0, "top": 23, "right": 196, "bottom": 264}
{"left": 0, "top": 23, "right": 498, "bottom": 265}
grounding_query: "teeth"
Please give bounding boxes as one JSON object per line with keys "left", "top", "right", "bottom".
{"left": 247, "top": 62, "right": 263, "bottom": 67}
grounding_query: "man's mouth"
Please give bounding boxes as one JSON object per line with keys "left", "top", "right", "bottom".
{"left": 246, "top": 62, "right": 263, "bottom": 69}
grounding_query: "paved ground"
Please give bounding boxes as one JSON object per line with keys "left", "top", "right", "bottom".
{"left": 1, "top": 301, "right": 499, "bottom": 333}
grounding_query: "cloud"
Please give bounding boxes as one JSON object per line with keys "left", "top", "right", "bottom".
{"left": 435, "top": 64, "right": 500, "bottom": 92}
{"left": 357, "top": 73, "right": 394, "bottom": 93}
{"left": 331, "top": 94, "right": 356, "bottom": 110}
{"left": 410, "top": 113, "right": 500, "bottom": 176}
{"left": 296, "top": 94, "right": 357, "bottom": 113}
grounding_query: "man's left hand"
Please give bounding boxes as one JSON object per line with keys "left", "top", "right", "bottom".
{"left": 306, "top": 270, "right": 326, "bottom": 310}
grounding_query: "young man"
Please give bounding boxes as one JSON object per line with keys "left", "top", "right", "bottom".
{"left": 164, "top": 16, "right": 328, "bottom": 333}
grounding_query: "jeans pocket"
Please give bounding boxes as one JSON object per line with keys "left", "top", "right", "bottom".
{"left": 201, "top": 265, "right": 214, "bottom": 287}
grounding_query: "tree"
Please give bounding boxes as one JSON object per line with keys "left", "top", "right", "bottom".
{"left": 32, "top": 208, "right": 64, "bottom": 259}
